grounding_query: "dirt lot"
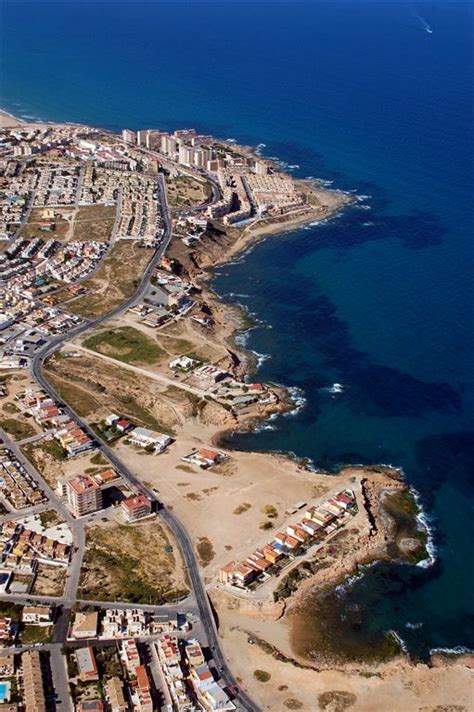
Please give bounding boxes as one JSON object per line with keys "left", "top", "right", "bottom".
{"left": 67, "top": 241, "right": 153, "bottom": 317}
{"left": 19, "top": 207, "right": 74, "bottom": 240}
{"left": 39, "top": 349, "right": 337, "bottom": 584}
{"left": 78, "top": 520, "right": 188, "bottom": 604}
{"left": 114, "top": 430, "right": 346, "bottom": 583}
{"left": 153, "top": 316, "right": 230, "bottom": 367}
{"left": 44, "top": 351, "right": 186, "bottom": 435}
{"left": 31, "top": 563, "right": 66, "bottom": 596}
{"left": 22, "top": 439, "right": 115, "bottom": 490}
{"left": 0, "top": 413, "right": 37, "bottom": 441}
{"left": 72, "top": 204, "right": 116, "bottom": 242}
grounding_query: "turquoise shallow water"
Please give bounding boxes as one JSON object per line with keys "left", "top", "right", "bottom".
{"left": 2, "top": 0, "right": 473, "bottom": 657}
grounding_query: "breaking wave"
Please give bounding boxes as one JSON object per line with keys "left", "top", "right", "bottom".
{"left": 410, "top": 487, "right": 437, "bottom": 568}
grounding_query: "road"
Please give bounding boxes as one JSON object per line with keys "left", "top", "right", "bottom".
{"left": 49, "top": 645, "right": 73, "bottom": 712}
{"left": 69, "top": 342, "right": 226, "bottom": 402}
{"left": 137, "top": 144, "right": 221, "bottom": 214}
{"left": 27, "top": 173, "right": 260, "bottom": 712}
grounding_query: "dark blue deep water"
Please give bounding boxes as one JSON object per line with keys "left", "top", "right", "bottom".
{"left": 2, "top": 0, "right": 473, "bottom": 656}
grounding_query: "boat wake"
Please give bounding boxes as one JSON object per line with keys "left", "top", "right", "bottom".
{"left": 320, "top": 382, "right": 345, "bottom": 395}
{"left": 413, "top": 9, "right": 433, "bottom": 34}
{"left": 252, "top": 350, "right": 271, "bottom": 369}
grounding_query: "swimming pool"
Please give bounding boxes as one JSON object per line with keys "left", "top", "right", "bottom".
{"left": 0, "top": 680, "right": 11, "bottom": 703}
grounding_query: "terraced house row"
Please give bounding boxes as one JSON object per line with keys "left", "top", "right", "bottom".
{"left": 219, "top": 489, "right": 357, "bottom": 590}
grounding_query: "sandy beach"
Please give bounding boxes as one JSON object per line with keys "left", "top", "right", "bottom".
{"left": 0, "top": 109, "right": 25, "bottom": 127}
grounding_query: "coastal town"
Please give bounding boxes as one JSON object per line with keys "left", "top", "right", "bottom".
{"left": 0, "top": 110, "right": 463, "bottom": 712}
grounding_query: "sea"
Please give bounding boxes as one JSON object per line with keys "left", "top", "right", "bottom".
{"left": 2, "top": 0, "right": 473, "bottom": 660}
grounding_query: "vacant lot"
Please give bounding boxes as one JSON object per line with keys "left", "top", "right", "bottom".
{"left": 44, "top": 352, "right": 180, "bottom": 435}
{"left": 0, "top": 416, "right": 36, "bottom": 441}
{"left": 19, "top": 207, "right": 74, "bottom": 240}
{"left": 166, "top": 175, "right": 211, "bottom": 207}
{"left": 79, "top": 521, "right": 188, "bottom": 604}
{"left": 22, "top": 442, "right": 65, "bottom": 488}
{"left": 21, "top": 624, "right": 53, "bottom": 644}
{"left": 154, "top": 318, "right": 227, "bottom": 366}
{"left": 67, "top": 241, "right": 152, "bottom": 317}
{"left": 41, "top": 373, "right": 102, "bottom": 418}
{"left": 32, "top": 564, "right": 66, "bottom": 596}
{"left": 72, "top": 204, "right": 116, "bottom": 242}
{"left": 83, "top": 326, "right": 165, "bottom": 365}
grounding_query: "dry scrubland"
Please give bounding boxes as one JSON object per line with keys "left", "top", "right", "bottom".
{"left": 166, "top": 174, "right": 211, "bottom": 207}
{"left": 78, "top": 520, "right": 188, "bottom": 604}
{"left": 71, "top": 204, "right": 116, "bottom": 241}
{"left": 44, "top": 350, "right": 188, "bottom": 436}
{"left": 17, "top": 203, "right": 115, "bottom": 243}
{"left": 81, "top": 317, "right": 230, "bottom": 371}
{"left": 67, "top": 241, "right": 152, "bottom": 317}
{"left": 22, "top": 439, "right": 112, "bottom": 490}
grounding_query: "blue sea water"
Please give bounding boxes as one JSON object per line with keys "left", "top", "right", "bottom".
{"left": 2, "top": 0, "right": 473, "bottom": 657}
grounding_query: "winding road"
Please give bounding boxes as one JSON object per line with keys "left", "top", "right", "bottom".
{"left": 29, "top": 172, "right": 260, "bottom": 711}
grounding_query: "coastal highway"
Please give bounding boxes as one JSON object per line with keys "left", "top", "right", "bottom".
{"left": 29, "top": 172, "right": 261, "bottom": 712}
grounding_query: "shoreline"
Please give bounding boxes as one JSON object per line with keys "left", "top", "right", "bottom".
{"left": 3, "top": 107, "right": 470, "bottom": 708}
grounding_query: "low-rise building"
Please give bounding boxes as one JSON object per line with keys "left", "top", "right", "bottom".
{"left": 77, "top": 701, "right": 104, "bottom": 712}
{"left": 169, "top": 356, "right": 198, "bottom": 371}
{"left": 135, "top": 664, "right": 153, "bottom": 712}
{"left": 181, "top": 448, "right": 224, "bottom": 469}
{"left": 22, "top": 606, "right": 51, "bottom": 625}
{"left": 121, "top": 495, "right": 152, "bottom": 522}
{"left": 70, "top": 611, "right": 99, "bottom": 640}
{"left": 128, "top": 427, "right": 172, "bottom": 454}
{"left": 0, "top": 617, "right": 12, "bottom": 641}
{"left": 75, "top": 646, "right": 99, "bottom": 682}
{"left": 105, "top": 676, "right": 128, "bottom": 712}
{"left": 22, "top": 650, "right": 46, "bottom": 712}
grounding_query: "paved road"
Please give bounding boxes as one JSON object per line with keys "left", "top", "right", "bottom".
{"left": 137, "top": 144, "right": 221, "bottom": 214}
{"left": 0, "top": 501, "right": 50, "bottom": 524}
{"left": 49, "top": 644, "right": 73, "bottom": 712}
{"left": 28, "top": 173, "right": 259, "bottom": 711}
